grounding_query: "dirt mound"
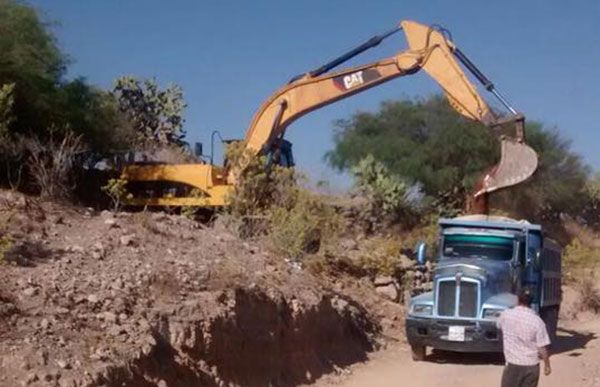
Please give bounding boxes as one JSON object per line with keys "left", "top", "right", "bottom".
{"left": 0, "top": 191, "right": 391, "bottom": 387}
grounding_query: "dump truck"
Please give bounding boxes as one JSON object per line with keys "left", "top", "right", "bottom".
{"left": 406, "top": 215, "right": 562, "bottom": 361}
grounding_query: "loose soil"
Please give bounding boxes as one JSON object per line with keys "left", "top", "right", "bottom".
{"left": 313, "top": 315, "right": 600, "bottom": 387}
{"left": 1, "top": 190, "right": 598, "bottom": 387}
{"left": 0, "top": 191, "right": 403, "bottom": 387}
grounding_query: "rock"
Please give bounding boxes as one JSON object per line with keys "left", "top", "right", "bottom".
{"left": 91, "top": 242, "right": 105, "bottom": 259}
{"left": 158, "top": 380, "right": 168, "bottom": 387}
{"left": 56, "top": 359, "right": 70, "bottom": 369}
{"left": 120, "top": 234, "right": 135, "bottom": 246}
{"left": 104, "top": 218, "right": 117, "bottom": 227}
{"left": 90, "top": 347, "right": 110, "bottom": 361}
{"left": 102, "top": 311, "right": 118, "bottom": 323}
{"left": 340, "top": 238, "right": 358, "bottom": 251}
{"left": 23, "top": 287, "right": 38, "bottom": 297}
{"left": 330, "top": 296, "right": 349, "bottom": 312}
{"left": 108, "top": 324, "right": 127, "bottom": 337}
{"left": 374, "top": 275, "right": 394, "bottom": 286}
{"left": 137, "top": 318, "right": 151, "bottom": 331}
{"left": 87, "top": 294, "right": 99, "bottom": 304}
{"left": 40, "top": 318, "right": 50, "bottom": 330}
{"left": 37, "top": 350, "right": 48, "bottom": 366}
{"left": 69, "top": 245, "right": 85, "bottom": 254}
{"left": 25, "top": 372, "right": 38, "bottom": 385}
{"left": 20, "top": 359, "right": 31, "bottom": 370}
{"left": 375, "top": 283, "right": 399, "bottom": 302}
{"left": 242, "top": 242, "right": 256, "bottom": 254}
{"left": 59, "top": 379, "right": 76, "bottom": 387}
{"left": 151, "top": 212, "right": 169, "bottom": 222}
{"left": 399, "top": 254, "right": 414, "bottom": 270}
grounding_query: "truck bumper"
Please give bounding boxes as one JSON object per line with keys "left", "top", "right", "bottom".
{"left": 405, "top": 316, "right": 502, "bottom": 353}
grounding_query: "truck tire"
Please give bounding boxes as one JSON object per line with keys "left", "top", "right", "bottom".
{"left": 411, "top": 345, "right": 426, "bottom": 361}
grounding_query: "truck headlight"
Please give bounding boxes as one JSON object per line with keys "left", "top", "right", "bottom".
{"left": 411, "top": 304, "right": 433, "bottom": 316}
{"left": 482, "top": 308, "right": 504, "bottom": 320}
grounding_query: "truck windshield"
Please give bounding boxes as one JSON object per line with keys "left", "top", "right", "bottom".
{"left": 443, "top": 234, "right": 514, "bottom": 261}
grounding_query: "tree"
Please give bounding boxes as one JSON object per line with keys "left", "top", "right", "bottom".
{"left": 581, "top": 172, "right": 600, "bottom": 229}
{"left": 327, "top": 96, "right": 498, "bottom": 211}
{"left": 0, "top": 83, "right": 14, "bottom": 138}
{"left": 0, "top": 0, "right": 135, "bottom": 194}
{"left": 0, "top": 1, "right": 129, "bottom": 150}
{"left": 0, "top": 0, "right": 65, "bottom": 134}
{"left": 327, "top": 95, "right": 590, "bottom": 220}
{"left": 112, "top": 76, "right": 187, "bottom": 148}
{"left": 350, "top": 154, "right": 418, "bottom": 230}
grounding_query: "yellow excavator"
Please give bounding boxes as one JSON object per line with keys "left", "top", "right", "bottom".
{"left": 121, "top": 20, "right": 538, "bottom": 213}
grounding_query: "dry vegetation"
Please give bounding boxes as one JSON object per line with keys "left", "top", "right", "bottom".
{"left": 223, "top": 143, "right": 425, "bottom": 276}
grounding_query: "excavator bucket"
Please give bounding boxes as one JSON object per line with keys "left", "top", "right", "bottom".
{"left": 402, "top": 20, "right": 539, "bottom": 203}
{"left": 474, "top": 138, "right": 538, "bottom": 197}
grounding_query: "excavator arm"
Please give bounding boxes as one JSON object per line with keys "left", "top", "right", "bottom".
{"left": 243, "top": 21, "right": 495, "bottom": 157}
{"left": 122, "top": 20, "right": 537, "bottom": 212}
{"left": 237, "top": 20, "right": 538, "bottom": 212}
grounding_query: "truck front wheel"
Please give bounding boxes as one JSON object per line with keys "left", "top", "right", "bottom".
{"left": 411, "top": 345, "right": 426, "bottom": 361}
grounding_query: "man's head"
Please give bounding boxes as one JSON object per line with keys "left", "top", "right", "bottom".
{"left": 518, "top": 288, "right": 532, "bottom": 306}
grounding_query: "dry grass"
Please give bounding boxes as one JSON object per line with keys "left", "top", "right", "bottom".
{"left": 23, "top": 130, "right": 86, "bottom": 199}
{"left": 132, "top": 211, "right": 168, "bottom": 236}
{"left": 575, "top": 275, "right": 600, "bottom": 314}
{"left": 563, "top": 238, "right": 600, "bottom": 283}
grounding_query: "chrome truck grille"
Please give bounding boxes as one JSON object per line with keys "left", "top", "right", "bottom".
{"left": 437, "top": 279, "right": 479, "bottom": 318}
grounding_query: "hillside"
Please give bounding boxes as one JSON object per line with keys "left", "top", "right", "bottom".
{"left": 0, "top": 190, "right": 406, "bottom": 387}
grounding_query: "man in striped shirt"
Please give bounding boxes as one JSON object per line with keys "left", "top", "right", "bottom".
{"left": 497, "top": 289, "right": 552, "bottom": 387}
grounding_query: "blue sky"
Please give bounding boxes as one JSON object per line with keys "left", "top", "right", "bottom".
{"left": 30, "top": 0, "right": 599, "bottom": 188}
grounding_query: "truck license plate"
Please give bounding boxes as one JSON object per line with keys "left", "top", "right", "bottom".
{"left": 447, "top": 326, "right": 465, "bottom": 342}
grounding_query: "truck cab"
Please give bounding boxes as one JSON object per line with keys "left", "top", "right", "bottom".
{"left": 405, "top": 215, "right": 561, "bottom": 361}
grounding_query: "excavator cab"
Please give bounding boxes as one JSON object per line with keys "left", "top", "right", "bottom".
{"left": 267, "top": 139, "right": 295, "bottom": 168}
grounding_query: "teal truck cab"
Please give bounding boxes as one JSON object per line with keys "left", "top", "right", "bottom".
{"left": 406, "top": 215, "right": 561, "bottom": 361}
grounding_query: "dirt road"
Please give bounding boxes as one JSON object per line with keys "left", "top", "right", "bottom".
{"left": 315, "top": 317, "right": 600, "bottom": 387}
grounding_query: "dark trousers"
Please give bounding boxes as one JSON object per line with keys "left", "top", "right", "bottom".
{"left": 501, "top": 363, "right": 540, "bottom": 387}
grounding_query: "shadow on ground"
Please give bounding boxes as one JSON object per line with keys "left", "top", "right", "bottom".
{"left": 426, "top": 350, "right": 505, "bottom": 366}
{"left": 553, "top": 327, "right": 596, "bottom": 356}
{"left": 423, "top": 326, "right": 596, "bottom": 365}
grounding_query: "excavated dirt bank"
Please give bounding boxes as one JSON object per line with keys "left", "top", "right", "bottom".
{"left": 0, "top": 192, "right": 395, "bottom": 387}
{"left": 99, "top": 289, "right": 376, "bottom": 387}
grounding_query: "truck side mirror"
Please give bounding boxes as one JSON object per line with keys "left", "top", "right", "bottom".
{"left": 416, "top": 242, "right": 427, "bottom": 266}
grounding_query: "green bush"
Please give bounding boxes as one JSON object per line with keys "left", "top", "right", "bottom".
{"left": 268, "top": 191, "right": 342, "bottom": 260}
{"left": 0, "top": 234, "right": 12, "bottom": 264}
{"left": 222, "top": 142, "right": 343, "bottom": 260}
{"left": 223, "top": 141, "right": 298, "bottom": 236}
{"left": 357, "top": 236, "right": 404, "bottom": 276}
{"left": 401, "top": 214, "right": 440, "bottom": 258}
{"left": 350, "top": 154, "right": 419, "bottom": 231}
{"left": 101, "top": 178, "right": 132, "bottom": 211}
